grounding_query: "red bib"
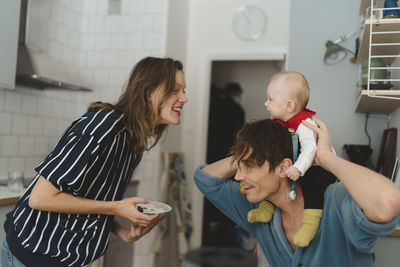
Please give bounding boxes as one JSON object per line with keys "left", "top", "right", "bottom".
{"left": 285, "top": 109, "right": 316, "bottom": 132}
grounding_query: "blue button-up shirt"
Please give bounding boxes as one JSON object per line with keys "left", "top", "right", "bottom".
{"left": 194, "top": 165, "right": 400, "bottom": 267}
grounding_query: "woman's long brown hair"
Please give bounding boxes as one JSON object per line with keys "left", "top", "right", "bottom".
{"left": 87, "top": 57, "right": 183, "bottom": 154}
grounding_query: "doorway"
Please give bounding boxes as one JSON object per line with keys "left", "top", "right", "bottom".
{"left": 202, "top": 59, "right": 284, "bottom": 249}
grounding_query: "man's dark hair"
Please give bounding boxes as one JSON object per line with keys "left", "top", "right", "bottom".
{"left": 230, "top": 119, "right": 292, "bottom": 172}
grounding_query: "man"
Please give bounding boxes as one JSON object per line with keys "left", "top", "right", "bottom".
{"left": 194, "top": 118, "right": 400, "bottom": 266}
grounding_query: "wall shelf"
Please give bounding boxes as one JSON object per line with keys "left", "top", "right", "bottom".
{"left": 355, "top": 90, "right": 400, "bottom": 113}
{"left": 357, "top": 18, "right": 400, "bottom": 64}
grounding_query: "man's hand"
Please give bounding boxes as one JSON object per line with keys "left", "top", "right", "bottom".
{"left": 285, "top": 165, "right": 301, "bottom": 180}
{"left": 302, "top": 118, "right": 333, "bottom": 168}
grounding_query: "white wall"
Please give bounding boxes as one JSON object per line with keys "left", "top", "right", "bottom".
{"left": 176, "top": 0, "right": 290, "bottom": 248}
{"left": 160, "top": 0, "right": 189, "bottom": 152}
{"left": 287, "top": 0, "right": 387, "bottom": 163}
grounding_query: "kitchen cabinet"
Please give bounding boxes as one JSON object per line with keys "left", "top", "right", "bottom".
{"left": 0, "top": 0, "right": 20, "bottom": 90}
{"left": 355, "top": 1, "right": 400, "bottom": 114}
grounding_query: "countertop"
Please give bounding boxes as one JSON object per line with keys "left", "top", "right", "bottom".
{"left": 0, "top": 185, "right": 25, "bottom": 206}
{"left": 0, "top": 179, "right": 140, "bottom": 206}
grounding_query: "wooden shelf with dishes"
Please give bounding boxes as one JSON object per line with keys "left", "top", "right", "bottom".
{"left": 355, "top": 2, "right": 400, "bottom": 114}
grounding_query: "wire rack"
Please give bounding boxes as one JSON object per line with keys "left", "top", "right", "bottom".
{"left": 366, "top": 0, "right": 400, "bottom": 100}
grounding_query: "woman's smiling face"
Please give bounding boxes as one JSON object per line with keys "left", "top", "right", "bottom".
{"left": 150, "top": 70, "right": 187, "bottom": 125}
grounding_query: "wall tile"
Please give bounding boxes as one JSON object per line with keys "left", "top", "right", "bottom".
{"left": 93, "top": 70, "right": 110, "bottom": 88}
{"left": 117, "top": 52, "right": 136, "bottom": 69}
{"left": 128, "top": 33, "right": 144, "bottom": 50}
{"left": 0, "top": 156, "right": 8, "bottom": 180}
{"left": 89, "top": 17, "right": 104, "bottom": 33}
{"left": 104, "top": 16, "right": 121, "bottom": 33}
{"left": 12, "top": 114, "right": 28, "bottom": 135}
{"left": 153, "top": 14, "right": 163, "bottom": 32}
{"left": 64, "top": 103, "right": 80, "bottom": 120}
{"left": 5, "top": 92, "right": 22, "bottom": 113}
{"left": 125, "top": 0, "right": 146, "bottom": 14}
{"left": 144, "top": 33, "right": 162, "bottom": 51}
{"left": 97, "top": 0, "right": 108, "bottom": 16}
{"left": 87, "top": 51, "right": 103, "bottom": 69}
{"left": 43, "top": 118, "right": 59, "bottom": 137}
{"left": 24, "top": 156, "right": 42, "bottom": 179}
{"left": 1, "top": 136, "right": 19, "bottom": 156}
{"left": 19, "top": 137, "right": 35, "bottom": 156}
{"left": 28, "top": 116, "right": 44, "bottom": 136}
{"left": 57, "top": 119, "right": 71, "bottom": 137}
{"left": 70, "top": 30, "right": 81, "bottom": 49}
{"left": 136, "top": 15, "right": 153, "bottom": 32}
{"left": 121, "top": 16, "right": 136, "bottom": 32}
{"left": 0, "top": 113, "right": 12, "bottom": 134}
{"left": 81, "top": 34, "right": 96, "bottom": 51}
{"left": 9, "top": 157, "right": 25, "bottom": 173}
{"left": 0, "top": 90, "right": 5, "bottom": 111}
{"left": 102, "top": 51, "right": 119, "bottom": 69}
{"left": 95, "top": 34, "right": 111, "bottom": 51}
{"left": 21, "top": 94, "right": 38, "bottom": 115}
{"left": 34, "top": 137, "right": 49, "bottom": 156}
{"left": 109, "top": 70, "right": 126, "bottom": 88}
{"left": 111, "top": 34, "right": 128, "bottom": 51}
{"left": 37, "top": 98, "right": 52, "bottom": 117}
{"left": 82, "top": 0, "right": 99, "bottom": 16}
{"left": 146, "top": 0, "right": 165, "bottom": 13}
{"left": 51, "top": 99, "right": 66, "bottom": 119}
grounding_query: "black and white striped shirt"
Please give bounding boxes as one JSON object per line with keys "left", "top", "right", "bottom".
{"left": 4, "top": 109, "right": 142, "bottom": 267}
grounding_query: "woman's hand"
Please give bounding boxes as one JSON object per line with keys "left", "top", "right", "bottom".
{"left": 302, "top": 118, "right": 333, "bottom": 168}
{"left": 114, "top": 197, "right": 159, "bottom": 226}
{"left": 112, "top": 215, "right": 165, "bottom": 243}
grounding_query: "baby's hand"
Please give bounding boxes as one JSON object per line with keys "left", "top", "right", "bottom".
{"left": 286, "top": 166, "right": 301, "bottom": 181}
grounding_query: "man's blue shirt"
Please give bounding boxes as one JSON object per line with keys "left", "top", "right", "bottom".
{"left": 194, "top": 165, "right": 400, "bottom": 267}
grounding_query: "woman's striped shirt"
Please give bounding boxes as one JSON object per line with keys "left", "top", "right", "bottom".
{"left": 4, "top": 109, "right": 142, "bottom": 267}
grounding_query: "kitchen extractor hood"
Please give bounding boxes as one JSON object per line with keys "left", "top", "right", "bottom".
{"left": 16, "top": 0, "right": 92, "bottom": 91}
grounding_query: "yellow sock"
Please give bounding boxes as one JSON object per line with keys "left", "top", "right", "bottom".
{"left": 293, "top": 209, "right": 323, "bottom": 247}
{"left": 247, "top": 201, "right": 275, "bottom": 223}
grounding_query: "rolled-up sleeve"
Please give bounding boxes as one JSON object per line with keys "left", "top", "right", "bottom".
{"left": 35, "top": 132, "right": 98, "bottom": 193}
{"left": 332, "top": 183, "right": 400, "bottom": 253}
{"left": 194, "top": 165, "right": 258, "bottom": 232}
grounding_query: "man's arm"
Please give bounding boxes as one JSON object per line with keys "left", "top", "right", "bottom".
{"left": 303, "top": 118, "right": 400, "bottom": 222}
{"left": 202, "top": 156, "right": 238, "bottom": 178}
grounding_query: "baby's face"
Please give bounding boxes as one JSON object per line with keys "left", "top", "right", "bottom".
{"left": 264, "top": 78, "right": 290, "bottom": 121}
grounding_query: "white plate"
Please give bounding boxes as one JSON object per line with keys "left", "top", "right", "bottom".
{"left": 136, "top": 201, "right": 172, "bottom": 214}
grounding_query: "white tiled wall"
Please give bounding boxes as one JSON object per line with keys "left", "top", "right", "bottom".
{"left": 1, "top": 0, "right": 167, "bottom": 266}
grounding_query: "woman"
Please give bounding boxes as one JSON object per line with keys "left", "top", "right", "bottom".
{"left": 1, "top": 57, "right": 187, "bottom": 267}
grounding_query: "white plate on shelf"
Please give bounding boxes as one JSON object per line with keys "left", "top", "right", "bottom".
{"left": 136, "top": 201, "right": 172, "bottom": 214}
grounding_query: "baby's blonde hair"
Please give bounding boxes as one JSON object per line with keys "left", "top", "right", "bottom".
{"left": 270, "top": 71, "right": 310, "bottom": 111}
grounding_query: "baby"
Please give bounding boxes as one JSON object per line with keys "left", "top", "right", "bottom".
{"left": 247, "top": 71, "right": 336, "bottom": 247}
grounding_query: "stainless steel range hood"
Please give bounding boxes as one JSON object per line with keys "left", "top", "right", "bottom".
{"left": 16, "top": 0, "right": 92, "bottom": 91}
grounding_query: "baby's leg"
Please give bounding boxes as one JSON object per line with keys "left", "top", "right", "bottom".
{"left": 247, "top": 201, "right": 275, "bottom": 223}
{"left": 294, "top": 166, "right": 337, "bottom": 247}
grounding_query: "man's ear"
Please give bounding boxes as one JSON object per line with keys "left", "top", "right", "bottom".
{"left": 286, "top": 100, "right": 296, "bottom": 113}
{"left": 278, "top": 158, "right": 292, "bottom": 178}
